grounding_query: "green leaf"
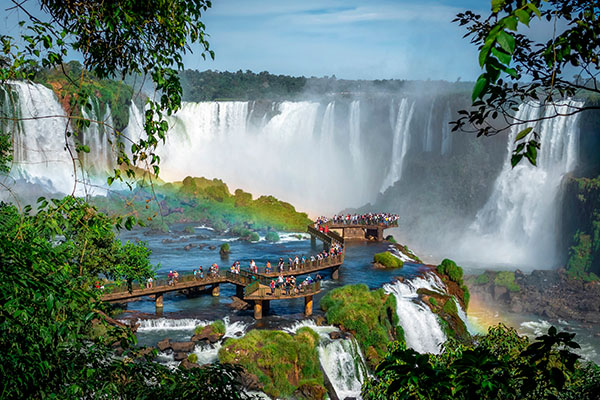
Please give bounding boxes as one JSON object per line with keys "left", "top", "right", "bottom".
{"left": 491, "top": 47, "right": 512, "bottom": 65}
{"left": 511, "top": 153, "right": 524, "bottom": 167}
{"left": 527, "top": 3, "right": 541, "bottom": 18}
{"left": 526, "top": 142, "right": 538, "bottom": 166}
{"left": 503, "top": 16, "right": 518, "bottom": 31}
{"left": 514, "top": 127, "right": 533, "bottom": 142}
{"left": 491, "top": 0, "right": 506, "bottom": 13}
{"left": 515, "top": 9, "right": 531, "bottom": 26}
{"left": 497, "top": 31, "right": 515, "bottom": 54}
{"left": 472, "top": 75, "right": 488, "bottom": 102}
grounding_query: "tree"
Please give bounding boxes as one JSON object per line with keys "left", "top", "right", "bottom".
{"left": 0, "top": 2, "right": 251, "bottom": 398}
{"left": 452, "top": 0, "right": 600, "bottom": 166}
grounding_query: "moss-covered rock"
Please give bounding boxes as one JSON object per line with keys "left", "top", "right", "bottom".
{"left": 219, "top": 243, "right": 230, "bottom": 256}
{"left": 435, "top": 259, "right": 469, "bottom": 309}
{"left": 320, "top": 284, "right": 401, "bottom": 368}
{"left": 218, "top": 328, "right": 324, "bottom": 399}
{"left": 373, "top": 251, "right": 403, "bottom": 269}
{"left": 265, "top": 231, "right": 280, "bottom": 242}
{"left": 494, "top": 271, "right": 521, "bottom": 292}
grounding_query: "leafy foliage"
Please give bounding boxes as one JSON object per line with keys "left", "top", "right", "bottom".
{"left": 494, "top": 270, "right": 522, "bottom": 292}
{"left": 453, "top": 0, "right": 600, "bottom": 166}
{"left": 363, "top": 324, "right": 595, "bottom": 400}
{"left": 0, "top": 199, "right": 247, "bottom": 399}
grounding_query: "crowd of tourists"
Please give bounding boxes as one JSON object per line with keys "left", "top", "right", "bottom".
{"left": 269, "top": 272, "right": 322, "bottom": 296}
{"left": 315, "top": 213, "right": 399, "bottom": 227}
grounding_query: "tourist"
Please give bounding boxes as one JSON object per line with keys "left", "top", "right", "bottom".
{"left": 266, "top": 261, "right": 271, "bottom": 273}
{"left": 278, "top": 257, "right": 284, "bottom": 273}
{"left": 270, "top": 280, "right": 275, "bottom": 295}
{"left": 277, "top": 274, "right": 284, "bottom": 288}
{"left": 199, "top": 267, "right": 204, "bottom": 279}
{"left": 173, "top": 270, "right": 179, "bottom": 284}
{"left": 250, "top": 259, "right": 256, "bottom": 273}
{"left": 168, "top": 270, "right": 174, "bottom": 286}
{"left": 146, "top": 276, "right": 153, "bottom": 289}
{"left": 193, "top": 269, "right": 198, "bottom": 280}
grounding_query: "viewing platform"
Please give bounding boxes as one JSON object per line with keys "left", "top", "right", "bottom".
{"left": 310, "top": 220, "right": 398, "bottom": 242}
{"left": 100, "top": 249, "right": 343, "bottom": 319}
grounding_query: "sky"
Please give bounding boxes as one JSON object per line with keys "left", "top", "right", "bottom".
{"left": 0, "top": 0, "right": 489, "bottom": 81}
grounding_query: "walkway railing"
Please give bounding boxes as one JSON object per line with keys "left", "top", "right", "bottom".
{"left": 246, "top": 281, "right": 321, "bottom": 300}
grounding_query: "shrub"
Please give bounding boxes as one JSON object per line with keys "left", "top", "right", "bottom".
{"left": 429, "top": 297, "right": 438, "bottom": 307}
{"left": 265, "top": 231, "right": 280, "bottom": 242}
{"left": 474, "top": 272, "right": 490, "bottom": 285}
{"left": 187, "top": 353, "right": 198, "bottom": 364}
{"left": 220, "top": 243, "right": 230, "bottom": 253}
{"left": 385, "top": 235, "right": 397, "bottom": 243}
{"left": 494, "top": 271, "right": 521, "bottom": 292}
{"left": 437, "top": 259, "right": 463, "bottom": 283}
{"left": 195, "top": 319, "right": 226, "bottom": 336}
{"left": 183, "top": 225, "right": 195, "bottom": 234}
{"left": 374, "top": 252, "right": 403, "bottom": 268}
{"left": 249, "top": 232, "right": 260, "bottom": 242}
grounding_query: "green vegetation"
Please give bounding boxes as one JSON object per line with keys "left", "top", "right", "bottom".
{"left": 363, "top": 324, "right": 597, "bottom": 400}
{"left": 385, "top": 235, "right": 397, "bottom": 243}
{"left": 196, "top": 320, "right": 226, "bottom": 336}
{"left": 442, "top": 297, "right": 458, "bottom": 315}
{"left": 373, "top": 251, "right": 403, "bottom": 268}
{"left": 474, "top": 272, "right": 491, "bottom": 285}
{"left": 218, "top": 328, "right": 324, "bottom": 399}
{"left": 436, "top": 258, "right": 470, "bottom": 309}
{"left": 567, "top": 233, "right": 600, "bottom": 281}
{"left": 265, "top": 231, "right": 280, "bottom": 242}
{"left": 494, "top": 271, "right": 521, "bottom": 292}
{"left": 320, "top": 284, "right": 401, "bottom": 368}
{"left": 454, "top": 1, "right": 600, "bottom": 167}
{"left": 187, "top": 353, "right": 198, "bottom": 364}
{"left": 92, "top": 176, "right": 312, "bottom": 234}
{"left": 220, "top": 243, "right": 230, "bottom": 254}
{"left": 429, "top": 297, "right": 438, "bottom": 306}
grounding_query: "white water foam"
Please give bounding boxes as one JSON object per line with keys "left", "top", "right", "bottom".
{"left": 384, "top": 274, "right": 446, "bottom": 354}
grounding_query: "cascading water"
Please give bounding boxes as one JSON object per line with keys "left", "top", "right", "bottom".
{"left": 380, "top": 98, "right": 415, "bottom": 193}
{"left": 440, "top": 102, "right": 452, "bottom": 155}
{"left": 424, "top": 102, "right": 435, "bottom": 152}
{"left": 460, "top": 100, "right": 584, "bottom": 267}
{"left": 284, "top": 320, "right": 368, "bottom": 399}
{"left": 384, "top": 273, "right": 446, "bottom": 354}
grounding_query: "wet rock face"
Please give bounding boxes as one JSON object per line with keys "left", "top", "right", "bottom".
{"left": 170, "top": 341, "right": 196, "bottom": 353}
{"left": 468, "top": 270, "right": 600, "bottom": 324}
{"left": 295, "top": 382, "right": 327, "bottom": 400}
{"left": 191, "top": 325, "right": 224, "bottom": 344}
{"left": 157, "top": 338, "right": 171, "bottom": 352}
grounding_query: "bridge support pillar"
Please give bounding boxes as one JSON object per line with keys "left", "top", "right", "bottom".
{"left": 254, "top": 300, "right": 263, "bottom": 320}
{"left": 212, "top": 284, "right": 220, "bottom": 297}
{"left": 155, "top": 293, "right": 163, "bottom": 313}
{"left": 263, "top": 300, "right": 270, "bottom": 315}
{"left": 377, "top": 227, "right": 384, "bottom": 241}
{"left": 304, "top": 295, "right": 313, "bottom": 317}
{"left": 331, "top": 265, "right": 340, "bottom": 280}
{"left": 236, "top": 285, "right": 244, "bottom": 298}
{"left": 311, "top": 235, "right": 316, "bottom": 247}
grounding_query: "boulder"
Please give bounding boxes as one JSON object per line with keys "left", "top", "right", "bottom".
{"left": 295, "top": 382, "right": 326, "bottom": 400}
{"left": 492, "top": 285, "right": 507, "bottom": 301}
{"left": 315, "top": 316, "right": 327, "bottom": 326}
{"left": 157, "top": 338, "right": 171, "bottom": 352}
{"left": 329, "top": 331, "right": 342, "bottom": 340}
{"left": 173, "top": 352, "right": 188, "bottom": 361}
{"left": 239, "top": 371, "right": 262, "bottom": 391}
{"left": 192, "top": 326, "right": 224, "bottom": 344}
{"left": 208, "top": 245, "right": 217, "bottom": 250}
{"left": 180, "top": 359, "right": 200, "bottom": 370}
{"left": 171, "top": 341, "right": 196, "bottom": 353}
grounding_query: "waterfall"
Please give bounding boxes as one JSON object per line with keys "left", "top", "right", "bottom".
{"left": 284, "top": 320, "right": 368, "bottom": 399}
{"left": 424, "top": 102, "right": 434, "bottom": 152}
{"left": 348, "top": 100, "right": 362, "bottom": 167}
{"left": 319, "top": 337, "right": 367, "bottom": 400}
{"left": 8, "top": 81, "right": 77, "bottom": 194}
{"left": 440, "top": 102, "right": 452, "bottom": 155}
{"left": 380, "top": 98, "right": 415, "bottom": 193}
{"left": 384, "top": 274, "right": 446, "bottom": 354}
{"left": 463, "top": 100, "right": 583, "bottom": 267}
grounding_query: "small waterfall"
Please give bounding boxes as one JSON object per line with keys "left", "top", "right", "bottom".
{"left": 348, "top": 100, "right": 362, "bottom": 168}
{"left": 440, "top": 102, "right": 452, "bottom": 155}
{"left": 192, "top": 317, "right": 249, "bottom": 365}
{"left": 380, "top": 98, "right": 415, "bottom": 193}
{"left": 136, "top": 318, "right": 209, "bottom": 331}
{"left": 284, "top": 320, "right": 368, "bottom": 399}
{"left": 464, "top": 100, "right": 583, "bottom": 267}
{"left": 384, "top": 274, "right": 446, "bottom": 354}
{"left": 424, "top": 102, "right": 434, "bottom": 152}
{"left": 81, "top": 99, "right": 114, "bottom": 174}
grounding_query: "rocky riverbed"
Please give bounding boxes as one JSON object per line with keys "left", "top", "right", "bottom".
{"left": 467, "top": 269, "right": 600, "bottom": 325}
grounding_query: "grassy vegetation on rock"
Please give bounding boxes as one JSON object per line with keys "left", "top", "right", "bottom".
{"left": 195, "top": 320, "right": 226, "bottom": 336}
{"left": 218, "top": 328, "right": 324, "bottom": 399}
{"left": 91, "top": 176, "right": 312, "bottom": 234}
{"left": 373, "top": 251, "right": 403, "bottom": 268}
{"left": 494, "top": 271, "right": 521, "bottom": 292}
{"left": 436, "top": 259, "right": 470, "bottom": 309}
{"left": 320, "top": 284, "right": 401, "bottom": 368}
